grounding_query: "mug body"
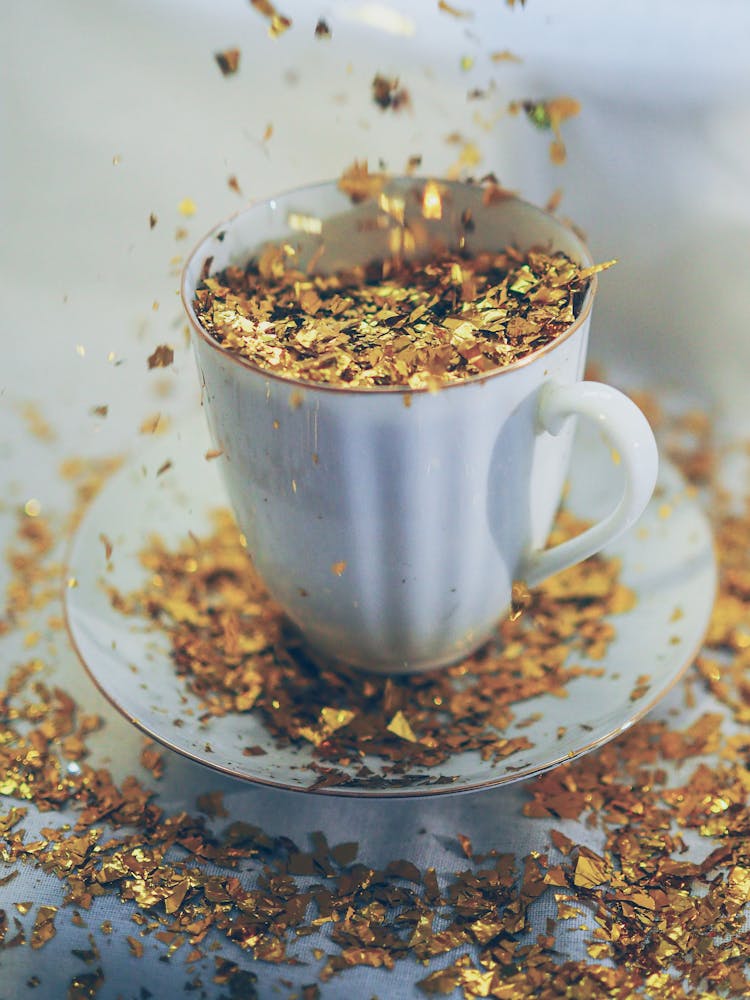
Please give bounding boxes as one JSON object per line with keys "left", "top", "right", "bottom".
{"left": 183, "top": 180, "right": 595, "bottom": 673}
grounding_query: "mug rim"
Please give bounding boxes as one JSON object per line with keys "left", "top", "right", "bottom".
{"left": 180, "top": 177, "right": 598, "bottom": 396}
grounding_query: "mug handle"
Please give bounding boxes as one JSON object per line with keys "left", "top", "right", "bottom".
{"left": 520, "top": 380, "right": 659, "bottom": 589}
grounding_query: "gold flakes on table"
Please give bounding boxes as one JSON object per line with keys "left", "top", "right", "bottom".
{"left": 192, "top": 237, "right": 610, "bottom": 389}
{"left": 5, "top": 393, "right": 750, "bottom": 998}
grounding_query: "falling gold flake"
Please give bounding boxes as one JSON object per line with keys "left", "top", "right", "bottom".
{"left": 90, "top": 405, "right": 108, "bottom": 418}
{"left": 509, "top": 95, "right": 581, "bottom": 165}
{"left": 19, "top": 402, "right": 57, "bottom": 442}
{"left": 315, "top": 18, "right": 331, "bottom": 38}
{"left": 438, "top": 0, "right": 473, "bottom": 17}
{"left": 337, "top": 160, "right": 388, "bottom": 203}
{"left": 156, "top": 460, "right": 173, "bottom": 476}
{"left": 178, "top": 198, "right": 197, "bottom": 218}
{"left": 204, "top": 449, "right": 224, "bottom": 461}
{"left": 215, "top": 48, "right": 240, "bottom": 75}
{"left": 227, "top": 174, "right": 242, "bottom": 195}
{"left": 139, "top": 413, "right": 170, "bottom": 436}
{"left": 250, "top": 0, "right": 291, "bottom": 37}
{"left": 330, "top": 560, "right": 347, "bottom": 576}
{"left": 98, "top": 533, "right": 113, "bottom": 561}
{"left": 147, "top": 345, "right": 174, "bottom": 369}
{"left": 371, "top": 73, "right": 410, "bottom": 111}
{"left": 24, "top": 499, "right": 42, "bottom": 518}
{"left": 490, "top": 49, "right": 522, "bottom": 63}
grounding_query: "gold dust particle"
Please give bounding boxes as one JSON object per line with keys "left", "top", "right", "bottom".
{"left": 149, "top": 212, "right": 157, "bottom": 229}
{"left": 610, "top": 448, "right": 621, "bottom": 465}
{"left": 460, "top": 55, "right": 474, "bottom": 71}
{"left": 331, "top": 560, "right": 347, "bottom": 576}
{"left": 227, "top": 174, "right": 241, "bottom": 195}
{"left": 314, "top": 18, "right": 331, "bottom": 38}
{"left": 67, "top": 576, "right": 78, "bottom": 588}
{"left": 178, "top": 198, "right": 197, "bottom": 218}
{"left": 24, "top": 499, "right": 41, "bottom": 518}
{"left": 90, "top": 405, "right": 108, "bottom": 418}
{"left": 204, "top": 449, "right": 224, "bottom": 461}
{"left": 156, "top": 460, "right": 173, "bottom": 477}
{"left": 75, "top": 344, "right": 86, "bottom": 357}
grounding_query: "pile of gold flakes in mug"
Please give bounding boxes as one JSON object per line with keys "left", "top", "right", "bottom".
{"left": 4, "top": 398, "right": 750, "bottom": 998}
{"left": 191, "top": 173, "right": 614, "bottom": 390}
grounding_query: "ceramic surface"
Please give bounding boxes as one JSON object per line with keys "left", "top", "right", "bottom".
{"left": 183, "top": 180, "right": 657, "bottom": 672}
{"left": 65, "top": 413, "right": 715, "bottom": 798}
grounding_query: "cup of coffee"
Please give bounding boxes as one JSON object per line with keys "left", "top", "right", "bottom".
{"left": 181, "top": 178, "right": 657, "bottom": 674}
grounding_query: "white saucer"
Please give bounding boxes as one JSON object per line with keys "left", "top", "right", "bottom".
{"left": 65, "top": 411, "right": 716, "bottom": 798}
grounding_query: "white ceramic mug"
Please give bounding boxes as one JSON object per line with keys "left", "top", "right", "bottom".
{"left": 182, "top": 179, "right": 658, "bottom": 674}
